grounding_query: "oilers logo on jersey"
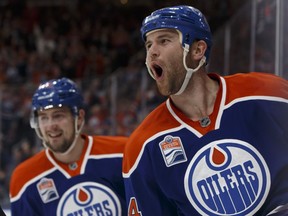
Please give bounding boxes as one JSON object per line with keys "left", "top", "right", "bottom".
{"left": 184, "top": 139, "right": 271, "bottom": 216}
{"left": 56, "top": 182, "right": 122, "bottom": 216}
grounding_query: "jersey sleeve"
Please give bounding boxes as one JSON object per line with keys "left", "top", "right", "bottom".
{"left": 11, "top": 193, "right": 42, "bottom": 216}
{"left": 9, "top": 150, "right": 53, "bottom": 215}
{"left": 123, "top": 103, "right": 182, "bottom": 215}
{"left": 124, "top": 144, "right": 179, "bottom": 216}
{"left": 10, "top": 164, "right": 42, "bottom": 216}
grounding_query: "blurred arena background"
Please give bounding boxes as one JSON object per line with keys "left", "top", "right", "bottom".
{"left": 0, "top": 0, "right": 287, "bottom": 213}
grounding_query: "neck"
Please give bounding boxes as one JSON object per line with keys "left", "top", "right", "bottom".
{"left": 170, "top": 72, "right": 219, "bottom": 122}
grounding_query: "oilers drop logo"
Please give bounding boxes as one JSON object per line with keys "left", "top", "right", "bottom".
{"left": 57, "top": 182, "right": 122, "bottom": 216}
{"left": 184, "top": 139, "right": 270, "bottom": 216}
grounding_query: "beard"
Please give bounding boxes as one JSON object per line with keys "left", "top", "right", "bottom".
{"left": 45, "top": 130, "right": 75, "bottom": 153}
{"left": 157, "top": 63, "right": 186, "bottom": 96}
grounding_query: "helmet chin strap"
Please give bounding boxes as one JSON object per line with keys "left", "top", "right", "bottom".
{"left": 145, "top": 61, "right": 155, "bottom": 80}
{"left": 174, "top": 44, "right": 206, "bottom": 95}
{"left": 57, "top": 118, "right": 84, "bottom": 156}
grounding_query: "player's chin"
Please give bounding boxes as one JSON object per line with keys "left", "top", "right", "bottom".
{"left": 46, "top": 141, "right": 65, "bottom": 152}
{"left": 157, "top": 86, "right": 171, "bottom": 96}
{"left": 49, "top": 145, "right": 70, "bottom": 154}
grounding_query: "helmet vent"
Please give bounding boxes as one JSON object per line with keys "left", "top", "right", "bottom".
{"left": 159, "top": 12, "right": 196, "bottom": 25}
{"left": 58, "top": 92, "right": 73, "bottom": 100}
{"left": 161, "top": 13, "right": 177, "bottom": 19}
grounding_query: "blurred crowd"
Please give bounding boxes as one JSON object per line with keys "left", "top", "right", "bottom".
{"left": 0, "top": 0, "right": 249, "bottom": 208}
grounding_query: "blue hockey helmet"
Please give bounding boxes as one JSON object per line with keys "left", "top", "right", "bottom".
{"left": 31, "top": 77, "right": 84, "bottom": 117}
{"left": 140, "top": 5, "right": 212, "bottom": 62}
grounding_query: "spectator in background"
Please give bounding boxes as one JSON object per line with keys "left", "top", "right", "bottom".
{"left": 123, "top": 5, "right": 288, "bottom": 216}
{"left": 10, "top": 77, "right": 127, "bottom": 215}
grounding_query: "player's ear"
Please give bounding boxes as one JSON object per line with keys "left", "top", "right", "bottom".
{"left": 78, "top": 109, "right": 85, "bottom": 125}
{"left": 191, "top": 40, "right": 207, "bottom": 61}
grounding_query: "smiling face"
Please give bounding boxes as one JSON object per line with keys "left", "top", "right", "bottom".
{"left": 145, "top": 29, "right": 187, "bottom": 96}
{"left": 38, "top": 107, "right": 76, "bottom": 153}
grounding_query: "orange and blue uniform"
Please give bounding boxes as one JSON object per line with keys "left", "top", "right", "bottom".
{"left": 10, "top": 135, "right": 127, "bottom": 216}
{"left": 123, "top": 72, "right": 288, "bottom": 216}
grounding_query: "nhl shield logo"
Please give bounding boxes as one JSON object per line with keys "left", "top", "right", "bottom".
{"left": 184, "top": 139, "right": 271, "bottom": 216}
{"left": 159, "top": 135, "right": 187, "bottom": 167}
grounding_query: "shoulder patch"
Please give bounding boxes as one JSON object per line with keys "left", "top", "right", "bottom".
{"left": 37, "top": 178, "right": 59, "bottom": 203}
{"left": 159, "top": 135, "right": 187, "bottom": 167}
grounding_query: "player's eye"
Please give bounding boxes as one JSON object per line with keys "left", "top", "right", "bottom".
{"left": 38, "top": 116, "right": 48, "bottom": 124}
{"left": 52, "top": 113, "right": 65, "bottom": 121}
{"left": 160, "top": 38, "right": 169, "bottom": 45}
{"left": 145, "top": 43, "right": 152, "bottom": 51}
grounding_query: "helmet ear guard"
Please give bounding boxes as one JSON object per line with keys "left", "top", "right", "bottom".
{"left": 141, "top": 5, "right": 212, "bottom": 63}
{"left": 30, "top": 111, "right": 45, "bottom": 140}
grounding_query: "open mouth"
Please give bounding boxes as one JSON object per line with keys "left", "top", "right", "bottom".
{"left": 151, "top": 63, "right": 163, "bottom": 78}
